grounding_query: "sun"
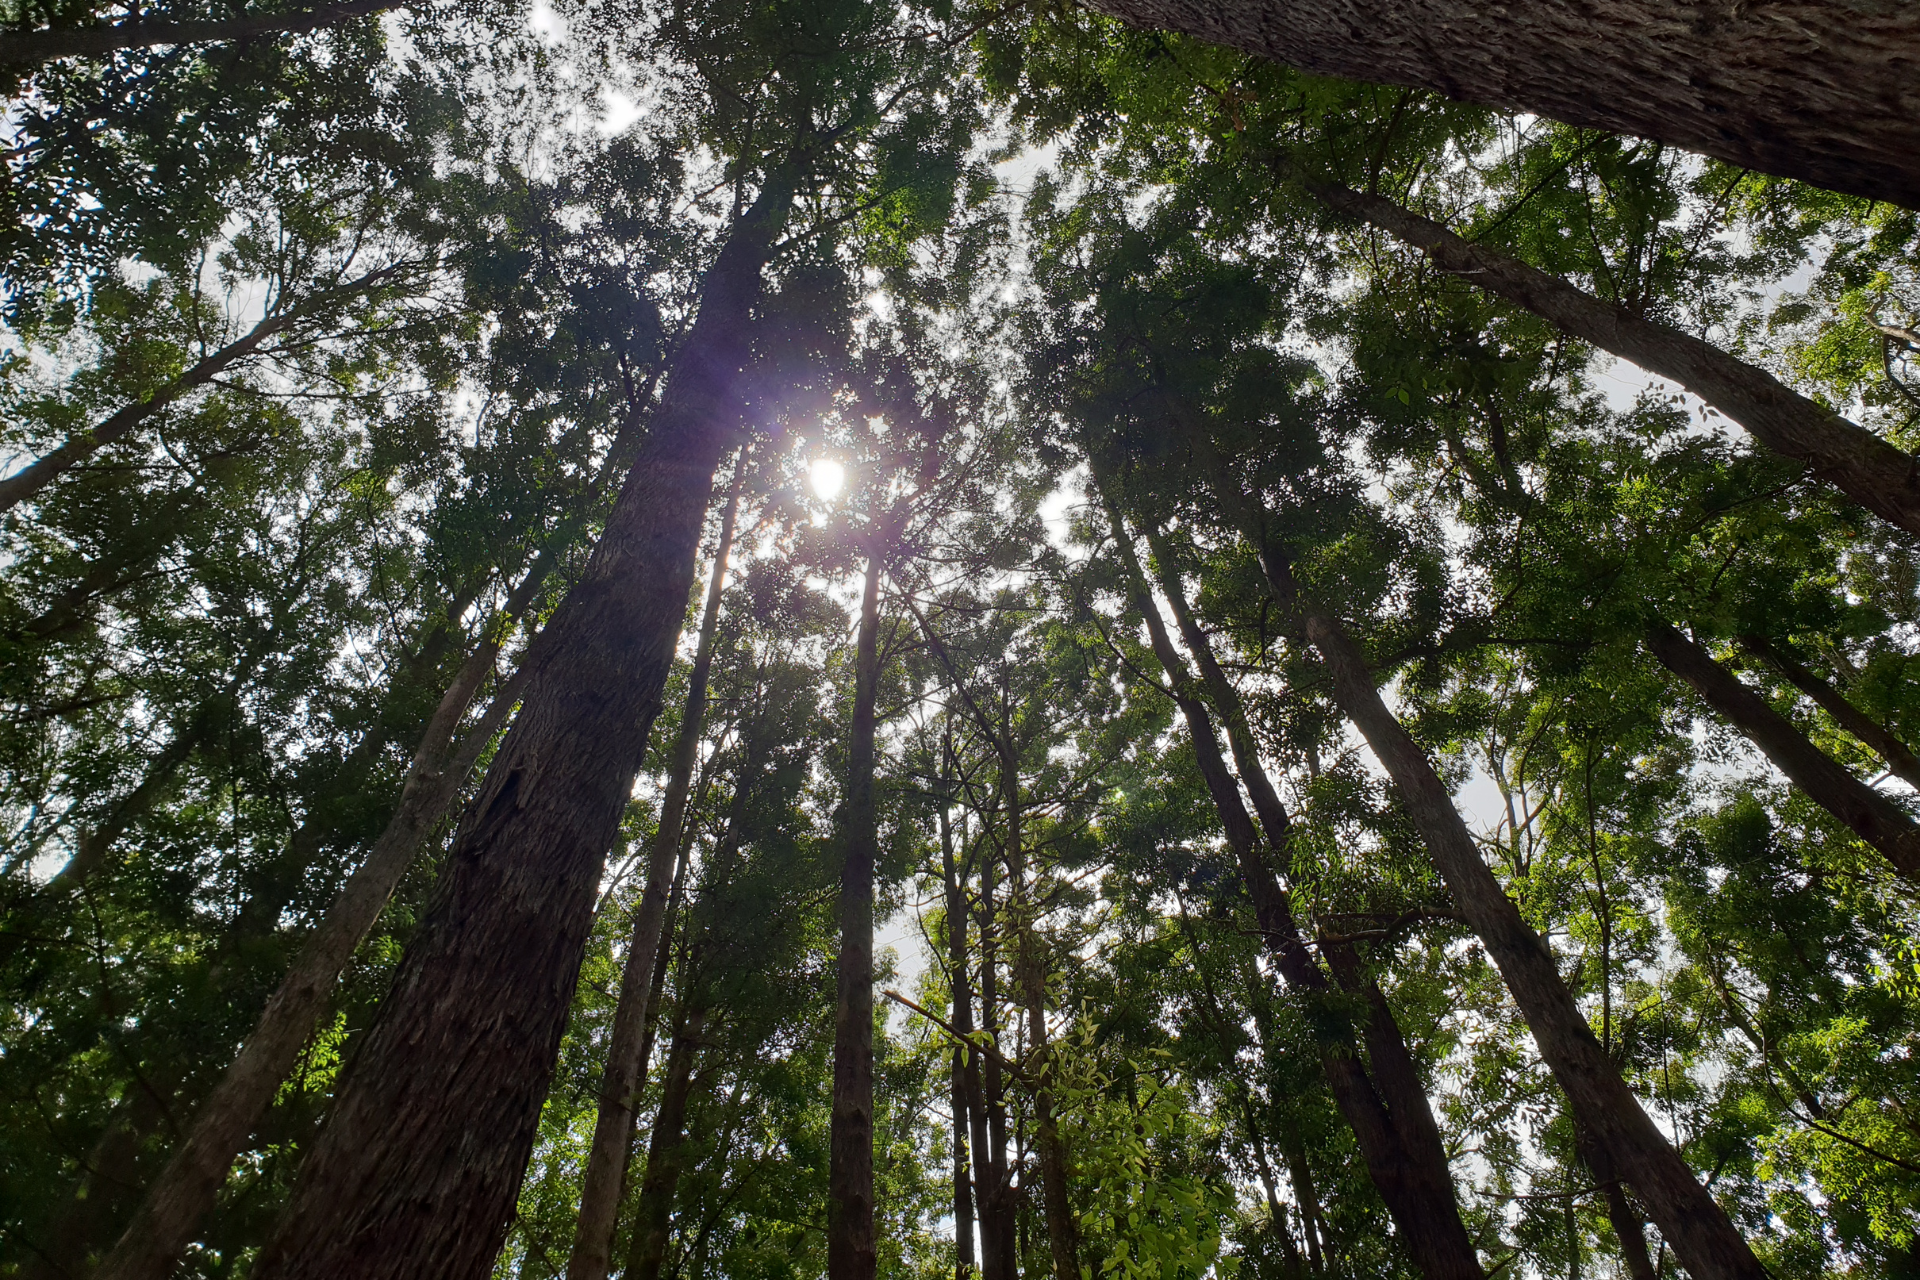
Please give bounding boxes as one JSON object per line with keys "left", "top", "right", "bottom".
{"left": 809, "top": 458, "right": 845, "bottom": 500}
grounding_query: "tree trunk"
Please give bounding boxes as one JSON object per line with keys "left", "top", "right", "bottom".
{"left": 1294, "top": 170, "right": 1920, "bottom": 537}
{"left": 1242, "top": 1098, "right": 1307, "bottom": 1280}
{"left": 1740, "top": 633, "right": 1920, "bottom": 792}
{"left": 623, "top": 1003, "right": 710, "bottom": 1280}
{"left": 997, "top": 742, "right": 1081, "bottom": 1280}
{"left": 829, "top": 548, "right": 883, "bottom": 1280}
{"left": 1279, "top": 1126, "right": 1327, "bottom": 1277}
{"left": 1100, "top": 484, "right": 1482, "bottom": 1280}
{"left": 1578, "top": 1126, "right": 1660, "bottom": 1280}
{"left": 0, "top": 0, "right": 400, "bottom": 68}
{"left": 1187, "top": 425, "right": 1768, "bottom": 1280}
{"left": 91, "top": 536, "right": 558, "bottom": 1280}
{"left": 940, "top": 767, "right": 978, "bottom": 1280}
{"left": 567, "top": 456, "right": 746, "bottom": 1280}
{"left": 0, "top": 264, "right": 403, "bottom": 514}
{"left": 976, "top": 845, "right": 1017, "bottom": 1280}
{"left": 1079, "top": 0, "right": 1920, "bottom": 208}
{"left": 1647, "top": 619, "right": 1920, "bottom": 885}
{"left": 243, "top": 167, "right": 796, "bottom": 1280}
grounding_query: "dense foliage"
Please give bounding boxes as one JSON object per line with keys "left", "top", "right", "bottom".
{"left": 2, "top": 1, "right": 1917, "bottom": 1279}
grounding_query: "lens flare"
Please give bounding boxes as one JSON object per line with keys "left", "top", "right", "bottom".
{"left": 809, "top": 458, "right": 845, "bottom": 499}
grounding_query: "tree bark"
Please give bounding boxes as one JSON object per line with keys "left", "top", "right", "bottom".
{"left": 623, "top": 1003, "right": 710, "bottom": 1280}
{"left": 976, "top": 840, "right": 1017, "bottom": 1280}
{"left": 1578, "top": 1126, "right": 1660, "bottom": 1280}
{"left": 242, "top": 167, "right": 795, "bottom": 1280}
{"left": 1188, "top": 425, "right": 1768, "bottom": 1280}
{"left": 1740, "top": 633, "right": 1920, "bottom": 792}
{"left": 829, "top": 547, "right": 883, "bottom": 1280}
{"left": 939, "top": 761, "right": 978, "bottom": 1280}
{"left": 1647, "top": 620, "right": 1920, "bottom": 885}
{"left": 0, "top": 0, "right": 399, "bottom": 67}
{"left": 1100, "top": 485, "right": 1482, "bottom": 1280}
{"left": 1293, "top": 170, "right": 1920, "bottom": 537}
{"left": 984, "top": 720, "right": 1080, "bottom": 1280}
{"left": 566, "top": 456, "right": 745, "bottom": 1280}
{"left": 1079, "top": 0, "right": 1920, "bottom": 208}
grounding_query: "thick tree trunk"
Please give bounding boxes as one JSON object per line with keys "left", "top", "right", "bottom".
{"left": 1188, "top": 427, "right": 1768, "bottom": 1280}
{"left": 1080, "top": 0, "right": 1920, "bottom": 208}
{"left": 243, "top": 169, "right": 795, "bottom": 1280}
{"left": 0, "top": 0, "right": 399, "bottom": 67}
{"left": 940, "top": 777, "right": 978, "bottom": 1280}
{"left": 91, "top": 539, "right": 558, "bottom": 1280}
{"left": 623, "top": 1004, "right": 710, "bottom": 1280}
{"left": 1647, "top": 620, "right": 1920, "bottom": 885}
{"left": 1295, "top": 172, "right": 1920, "bottom": 536}
{"left": 829, "top": 549, "right": 883, "bottom": 1280}
{"left": 1101, "top": 487, "right": 1481, "bottom": 1280}
{"left": 1740, "top": 633, "right": 1920, "bottom": 792}
{"left": 566, "top": 458, "right": 745, "bottom": 1280}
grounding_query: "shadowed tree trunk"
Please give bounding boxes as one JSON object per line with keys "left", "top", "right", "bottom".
{"left": 242, "top": 166, "right": 797, "bottom": 1280}
{"left": 829, "top": 546, "right": 883, "bottom": 1280}
{"left": 623, "top": 1003, "right": 711, "bottom": 1280}
{"left": 1291, "top": 170, "right": 1920, "bottom": 537}
{"left": 1578, "top": 1126, "right": 1660, "bottom": 1280}
{"left": 1647, "top": 620, "right": 1920, "bottom": 885}
{"left": 91, "top": 521, "right": 571, "bottom": 1280}
{"left": 939, "top": 753, "right": 978, "bottom": 1280}
{"left": 0, "top": 0, "right": 400, "bottom": 67}
{"left": 976, "top": 841, "right": 1017, "bottom": 1280}
{"left": 1080, "top": 0, "right": 1920, "bottom": 208}
{"left": 1740, "top": 633, "right": 1920, "bottom": 792}
{"left": 1101, "top": 484, "right": 1482, "bottom": 1280}
{"left": 1242, "top": 1097, "right": 1308, "bottom": 1279}
{"left": 1186, "top": 423, "right": 1768, "bottom": 1280}
{"left": 566, "top": 455, "right": 746, "bottom": 1280}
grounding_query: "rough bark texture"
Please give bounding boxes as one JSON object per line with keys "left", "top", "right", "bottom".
{"left": 1081, "top": 0, "right": 1920, "bottom": 208}
{"left": 567, "top": 462, "right": 744, "bottom": 1280}
{"left": 244, "top": 171, "right": 793, "bottom": 1280}
{"left": 1298, "top": 173, "right": 1920, "bottom": 536}
{"left": 0, "top": 0, "right": 398, "bottom": 66}
{"left": 93, "top": 655, "right": 529, "bottom": 1280}
{"left": 1648, "top": 620, "right": 1920, "bottom": 884}
{"left": 1741, "top": 633, "right": 1920, "bottom": 792}
{"left": 829, "top": 550, "right": 882, "bottom": 1280}
{"left": 1188, "top": 427, "right": 1768, "bottom": 1280}
{"left": 624, "top": 1004, "right": 709, "bottom": 1280}
{"left": 1102, "top": 490, "right": 1481, "bottom": 1280}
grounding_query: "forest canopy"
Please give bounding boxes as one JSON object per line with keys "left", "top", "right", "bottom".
{"left": 2, "top": 2, "right": 1918, "bottom": 1280}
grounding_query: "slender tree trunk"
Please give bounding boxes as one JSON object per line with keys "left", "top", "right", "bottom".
{"left": 1578, "top": 1127, "right": 1660, "bottom": 1280}
{"left": 1242, "top": 1097, "right": 1307, "bottom": 1280}
{"left": 977, "top": 853, "right": 1017, "bottom": 1280}
{"left": 243, "top": 167, "right": 796, "bottom": 1280}
{"left": 0, "top": 0, "right": 400, "bottom": 68}
{"left": 829, "top": 548, "right": 883, "bottom": 1280}
{"left": 0, "top": 265, "right": 402, "bottom": 514}
{"left": 1187, "top": 425, "right": 1768, "bottom": 1280}
{"left": 1100, "top": 485, "right": 1481, "bottom": 1280}
{"left": 1293, "top": 170, "right": 1920, "bottom": 536}
{"left": 623, "top": 1004, "right": 710, "bottom": 1280}
{"left": 1647, "top": 619, "right": 1920, "bottom": 885}
{"left": 1079, "top": 0, "right": 1920, "bottom": 208}
{"left": 1740, "top": 633, "right": 1920, "bottom": 792}
{"left": 1280, "top": 1126, "right": 1327, "bottom": 1277}
{"left": 997, "top": 744, "right": 1081, "bottom": 1280}
{"left": 940, "top": 769, "right": 978, "bottom": 1280}
{"left": 567, "top": 456, "right": 746, "bottom": 1280}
